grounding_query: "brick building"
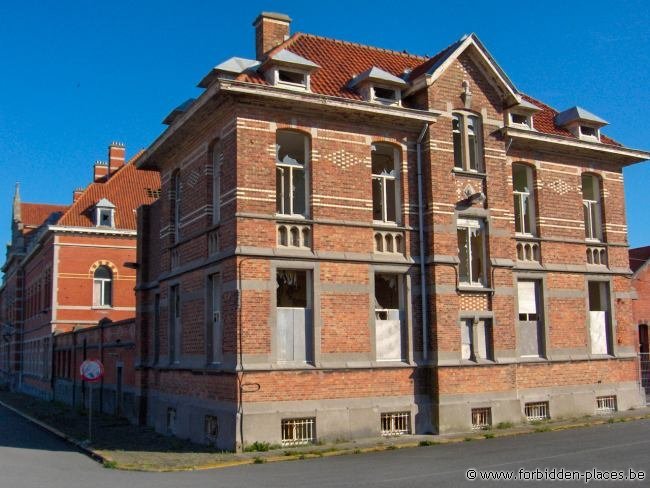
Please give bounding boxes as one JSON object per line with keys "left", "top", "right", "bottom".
{"left": 630, "top": 246, "right": 650, "bottom": 399}
{"left": 132, "top": 12, "right": 647, "bottom": 450}
{"left": 0, "top": 143, "right": 159, "bottom": 402}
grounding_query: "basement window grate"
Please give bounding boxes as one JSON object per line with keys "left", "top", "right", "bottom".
{"left": 525, "top": 402, "right": 550, "bottom": 421}
{"left": 471, "top": 408, "right": 492, "bottom": 430}
{"left": 596, "top": 395, "right": 617, "bottom": 414}
{"left": 281, "top": 418, "right": 315, "bottom": 446}
{"left": 381, "top": 411, "right": 411, "bottom": 436}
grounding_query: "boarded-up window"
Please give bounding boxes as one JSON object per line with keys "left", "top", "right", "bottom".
{"left": 517, "top": 281, "right": 544, "bottom": 357}
{"left": 461, "top": 319, "right": 492, "bottom": 361}
{"left": 277, "top": 270, "right": 313, "bottom": 363}
{"left": 588, "top": 281, "right": 612, "bottom": 355}
{"left": 375, "top": 274, "right": 404, "bottom": 361}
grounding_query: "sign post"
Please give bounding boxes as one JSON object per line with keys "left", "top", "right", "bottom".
{"left": 80, "top": 359, "right": 104, "bottom": 443}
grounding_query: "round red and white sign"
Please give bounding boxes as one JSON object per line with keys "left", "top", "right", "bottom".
{"left": 80, "top": 359, "right": 104, "bottom": 382}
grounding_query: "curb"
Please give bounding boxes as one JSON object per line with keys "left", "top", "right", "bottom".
{"left": 0, "top": 399, "right": 108, "bottom": 465}
{"left": 2, "top": 397, "right": 649, "bottom": 472}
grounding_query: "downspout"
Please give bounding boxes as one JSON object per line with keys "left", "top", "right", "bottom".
{"left": 416, "top": 123, "right": 430, "bottom": 362}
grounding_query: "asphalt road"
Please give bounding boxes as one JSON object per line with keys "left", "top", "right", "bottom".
{"left": 1, "top": 403, "right": 649, "bottom": 488}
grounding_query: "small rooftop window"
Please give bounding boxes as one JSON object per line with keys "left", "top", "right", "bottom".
{"left": 372, "top": 86, "right": 399, "bottom": 103}
{"left": 95, "top": 198, "right": 116, "bottom": 228}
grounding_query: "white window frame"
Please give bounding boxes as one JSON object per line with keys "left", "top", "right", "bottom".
{"left": 582, "top": 174, "right": 603, "bottom": 242}
{"left": 457, "top": 217, "right": 487, "bottom": 287}
{"left": 370, "top": 84, "right": 401, "bottom": 106}
{"left": 371, "top": 143, "right": 401, "bottom": 225}
{"left": 579, "top": 125, "right": 600, "bottom": 141}
{"left": 273, "top": 67, "right": 310, "bottom": 91}
{"left": 276, "top": 131, "right": 309, "bottom": 218}
{"left": 517, "top": 280, "right": 545, "bottom": 358}
{"left": 95, "top": 207, "right": 115, "bottom": 228}
{"left": 92, "top": 267, "right": 113, "bottom": 308}
{"left": 452, "top": 112, "right": 483, "bottom": 172}
{"left": 508, "top": 111, "right": 532, "bottom": 129}
{"left": 276, "top": 269, "right": 314, "bottom": 364}
{"left": 212, "top": 146, "right": 221, "bottom": 225}
{"left": 512, "top": 163, "right": 536, "bottom": 236}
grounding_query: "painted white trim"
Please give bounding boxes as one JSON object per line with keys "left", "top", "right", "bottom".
{"left": 55, "top": 243, "right": 137, "bottom": 250}
{"left": 48, "top": 225, "right": 137, "bottom": 236}
{"left": 505, "top": 127, "right": 650, "bottom": 163}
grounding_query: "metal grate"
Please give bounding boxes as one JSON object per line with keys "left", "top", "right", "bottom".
{"left": 471, "top": 408, "right": 492, "bottom": 429}
{"left": 381, "top": 412, "right": 411, "bottom": 436}
{"left": 281, "top": 418, "right": 315, "bottom": 446}
{"left": 525, "top": 402, "right": 550, "bottom": 421}
{"left": 596, "top": 395, "right": 617, "bottom": 414}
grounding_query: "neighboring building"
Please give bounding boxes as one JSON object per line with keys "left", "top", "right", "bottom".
{"left": 630, "top": 246, "right": 650, "bottom": 400}
{"left": 132, "top": 12, "right": 650, "bottom": 450}
{"left": 0, "top": 143, "right": 160, "bottom": 401}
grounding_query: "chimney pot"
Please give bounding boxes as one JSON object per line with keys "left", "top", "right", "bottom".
{"left": 108, "top": 142, "right": 126, "bottom": 175}
{"left": 253, "top": 12, "right": 291, "bottom": 60}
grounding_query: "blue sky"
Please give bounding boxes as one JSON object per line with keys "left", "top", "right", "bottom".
{"left": 0, "top": 0, "right": 648, "bottom": 253}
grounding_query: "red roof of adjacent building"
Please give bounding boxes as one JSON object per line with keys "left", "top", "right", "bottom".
{"left": 20, "top": 203, "right": 69, "bottom": 229}
{"left": 237, "top": 33, "right": 620, "bottom": 146}
{"left": 630, "top": 246, "right": 650, "bottom": 274}
{"left": 57, "top": 152, "right": 160, "bottom": 230}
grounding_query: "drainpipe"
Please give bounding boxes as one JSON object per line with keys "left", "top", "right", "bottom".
{"left": 416, "top": 123, "right": 430, "bottom": 362}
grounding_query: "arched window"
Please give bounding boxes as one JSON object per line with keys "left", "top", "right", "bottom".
{"left": 512, "top": 163, "right": 536, "bottom": 235}
{"left": 171, "top": 171, "right": 181, "bottom": 242}
{"left": 212, "top": 143, "right": 221, "bottom": 225}
{"left": 276, "top": 130, "right": 308, "bottom": 216}
{"left": 93, "top": 266, "right": 113, "bottom": 307}
{"left": 452, "top": 112, "right": 483, "bottom": 172}
{"left": 582, "top": 174, "right": 603, "bottom": 241}
{"left": 371, "top": 143, "right": 400, "bottom": 223}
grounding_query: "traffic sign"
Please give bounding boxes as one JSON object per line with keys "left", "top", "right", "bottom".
{"left": 80, "top": 359, "right": 104, "bottom": 382}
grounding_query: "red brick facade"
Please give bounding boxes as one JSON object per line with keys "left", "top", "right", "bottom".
{"left": 0, "top": 144, "right": 159, "bottom": 403}
{"left": 131, "top": 13, "right": 648, "bottom": 450}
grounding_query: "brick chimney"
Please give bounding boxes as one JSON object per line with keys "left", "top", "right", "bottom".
{"left": 72, "top": 187, "right": 84, "bottom": 202}
{"left": 253, "top": 12, "right": 291, "bottom": 60}
{"left": 93, "top": 161, "right": 109, "bottom": 182}
{"left": 108, "top": 141, "right": 126, "bottom": 175}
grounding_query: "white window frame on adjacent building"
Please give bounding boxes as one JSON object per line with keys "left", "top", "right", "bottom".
{"left": 93, "top": 266, "right": 113, "bottom": 308}
{"left": 508, "top": 111, "right": 532, "bottom": 129}
{"left": 371, "top": 143, "right": 401, "bottom": 224}
{"left": 512, "top": 163, "right": 536, "bottom": 236}
{"left": 582, "top": 174, "right": 603, "bottom": 242}
{"left": 452, "top": 112, "right": 483, "bottom": 172}
{"left": 276, "top": 130, "right": 309, "bottom": 218}
{"left": 457, "top": 217, "right": 487, "bottom": 287}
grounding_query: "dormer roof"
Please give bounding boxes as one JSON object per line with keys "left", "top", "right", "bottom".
{"left": 263, "top": 49, "right": 320, "bottom": 70}
{"left": 555, "top": 106, "right": 608, "bottom": 127}
{"left": 198, "top": 57, "right": 260, "bottom": 88}
{"left": 95, "top": 198, "right": 115, "bottom": 208}
{"left": 350, "top": 67, "right": 408, "bottom": 88}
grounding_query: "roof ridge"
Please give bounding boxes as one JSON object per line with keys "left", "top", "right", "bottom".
{"left": 293, "top": 32, "right": 428, "bottom": 61}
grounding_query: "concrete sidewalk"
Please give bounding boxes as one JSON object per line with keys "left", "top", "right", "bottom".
{"left": 1, "top": 389, "right": 649, "bottom": 472}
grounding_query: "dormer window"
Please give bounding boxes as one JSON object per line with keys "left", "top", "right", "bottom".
{"left": 350, "top": 67, "right": 407, "bottom": 107}
{"left": 509, "top": 112, "right": 532, "bottom": 128}
{"left": 555, "top": 106, "right": 607, "bottom": 143}
{"left": 371, "top": 86, "right": 400, "bottom": 105}
{"left": 580, "top": 125, "right": 599, "bottom": 140}
{"left": 278, "top": 69, "right": 307, "bottom": 86}
{"left": 262, "top": 49, "right": 319, "bottom": 92}
{"left": 94, "top": 198, "right": 116, "bottom": 228}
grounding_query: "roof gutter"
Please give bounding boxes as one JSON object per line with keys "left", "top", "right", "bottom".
{"left": 503, "top": 127, "right": 650, "bottom": 164}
